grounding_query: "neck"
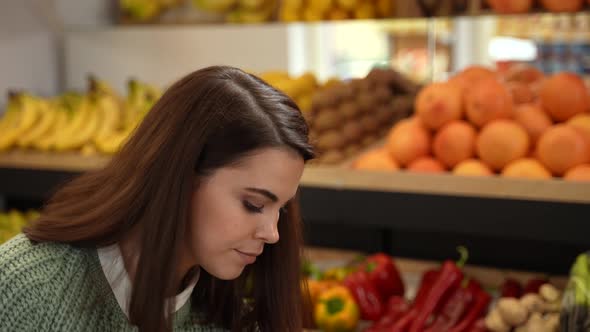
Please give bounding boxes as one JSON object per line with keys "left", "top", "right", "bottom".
{"left": 119, "top": 227, "right": 198, "bottom": 296}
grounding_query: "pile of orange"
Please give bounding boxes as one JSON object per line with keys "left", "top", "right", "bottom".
{"left": 353, "top": 65, "right": 590, "bottom": 182}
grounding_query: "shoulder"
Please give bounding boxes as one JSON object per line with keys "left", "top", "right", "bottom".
{"left": 0, "top": 234, "right": 92, "bottom": 329}
{"left": 0, "top": 234, "right": 86, "bottom": 281}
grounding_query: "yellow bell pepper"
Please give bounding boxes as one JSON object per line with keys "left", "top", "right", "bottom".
{"left": 314, "top": 285, "right": 359, "bottom": 332}
{"left": 322, "top": 266, "right": 354, "bottom": 282}
{"left": 305, "top": 279, "right": 340, "bottom": 308}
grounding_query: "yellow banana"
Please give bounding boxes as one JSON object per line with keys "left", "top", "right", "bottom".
{"left": 0, "top": 96, "right": 40, "bottom": 151}
{"left": 80, "top": 142, "right": 98, "bottom": 156}
{"left": 17, "top": 100, "right": 57, "bottom": 148}
{"left": 95, "top": 126, "right": 135, "bottom": 155}
{"left": 192, "top": 0, "right": 236, "bottom": 13}
{"left": 0, "top": 108, "right": 20, "bottom": 133}
{"left": 232, "top": 0, "right": 276, "bottom": 23}
{"left": 55, "top": 99, "right": 103, "bottom": 151}
{"left": 33, "top": 107, "right": 69, "bottom": 151}
{"left": 93, "top": 95, "right": 122, "bottom": 144}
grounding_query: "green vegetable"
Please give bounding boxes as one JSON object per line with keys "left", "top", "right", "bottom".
{"left": 571, "top": 253, "right": 590, "bottom": 305}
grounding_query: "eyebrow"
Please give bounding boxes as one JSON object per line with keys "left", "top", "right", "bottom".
{"left": 244, "top": 187, "right": 278, "bottom": 202}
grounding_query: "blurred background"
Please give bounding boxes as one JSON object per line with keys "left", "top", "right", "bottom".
{"left": 1, "top": 2, "right": 590, "bottom": 330}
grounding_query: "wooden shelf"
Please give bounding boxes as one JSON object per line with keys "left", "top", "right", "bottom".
{"left": 0, "top": 150, "right": 587, "bottom": 273}
{"left": 0, "top": 150, "right": 108, "bottom": 172}
{"left": 1, "top": 150, "right": 589, "bottom": 204}
{"left": 302, "top": 167, "right": 590, "bottom": 205}
{"left": 304, "top": 247, "right": 569, "bottom": 289}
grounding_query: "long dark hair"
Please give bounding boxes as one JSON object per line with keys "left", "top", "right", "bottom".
{"left": 24, "top": 66, "right": 314, "bottom": 332}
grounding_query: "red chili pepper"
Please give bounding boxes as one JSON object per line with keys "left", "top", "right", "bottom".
{"left": 364, "top": 253, "right": 406, "bottom": 299}
{"left": 500, "top": 278, "right": 523, "bottom": 298}
{"left": 386, "top": 308, "right": 418, "bottom": 332}
{"left": 386, "top": 296, "right": 411, "bottom": 315}
{"left": 468, "top": 318, "right": 488, "bottom": 332}
{"left": 523, "top": 278, "right": 548, "bottom": 295}
{"left": 408, "top": 260, "right": 464, "bottom": 332}
{"left": 424, "top": 279, "right": 481, "bottom": 332}
{"left": 366, "top": 296, "right": 411, "bottom": 330}
{"left": 344, "top": 270, "right": 384, "bottom": 321}
{"left": 413, "top": 269, "right": 439, "bottom": 308}
{"left": 448, "top": 289, "right": 491, "bottom": 332}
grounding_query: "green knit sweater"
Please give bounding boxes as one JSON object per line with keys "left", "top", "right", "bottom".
{"left": 0, "top": 234, "right": 226, "bottom": 331}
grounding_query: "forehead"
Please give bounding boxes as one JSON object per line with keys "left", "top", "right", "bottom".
{"left": 204, "top": 148, "right": 305, "bottom": 199}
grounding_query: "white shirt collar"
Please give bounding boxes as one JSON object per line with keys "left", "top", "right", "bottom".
{"left": 97, "top": 243, "right": 199, "bottom": 319}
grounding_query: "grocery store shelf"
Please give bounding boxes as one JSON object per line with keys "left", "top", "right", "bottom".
{"left": 0, "top": 150, "right": 108, "bottom": 172}
{"left": 0, "top": 150, "right": 588, "bottom": 273}
{"left": 304, "top": 247, "right": 568, "bottom": 290}
{"left": 1, "top": 150, "right": 590, "bottom": 204}
{"left": 302, "top": 167, "right": 590, "bottom": 205}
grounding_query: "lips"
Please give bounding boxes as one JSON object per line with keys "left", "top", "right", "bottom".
{"left": 235, "top": 249, "right": 260, "bottom": 264}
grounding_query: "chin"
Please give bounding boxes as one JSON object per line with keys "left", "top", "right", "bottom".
{"left": 206, "top": 265, "right": 244, "bottom": 280}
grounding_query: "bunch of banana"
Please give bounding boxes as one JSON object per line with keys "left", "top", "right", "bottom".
{"left": 193, "top": 0, "right": 277, "bottom": 23}
{"left": 33, "top": 93, "right": 83, "bottom": 152}
{"left": 226, "top": 0, "right": 278, "bottom": 23}
{"left": 119, "top": 0, "right": 183, "bottom": 22}
{"left": 279, "top": 0, "right": 394, "bottom": 22}
{"left": 192, "top": 0, "right": 237, "bottom": 13}
{"left": 0, "top": 209, "right": 40, "bottom": 244}
{"left": 95, "top": 78, "right": 161, "bottom": 155}
{"left": 258, "top": 71, "right": 321, "bottom": 115}
{"left": 0, "top": 93, "right": 44, "bottom": 151}
{"left": 0, "top": 75, "right": 164, "bottom": 155}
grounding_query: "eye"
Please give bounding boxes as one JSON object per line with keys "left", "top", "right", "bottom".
{"left": 243, "top": 200, "right": 263, "bottom": 214}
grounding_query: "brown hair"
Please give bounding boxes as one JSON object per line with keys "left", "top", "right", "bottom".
{"left": 24, "top": 66, "right": 314, "bottom": 332}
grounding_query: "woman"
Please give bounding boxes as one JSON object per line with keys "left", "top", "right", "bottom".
{"left": 0, "top": 66, "right": 314, "bottom": 332}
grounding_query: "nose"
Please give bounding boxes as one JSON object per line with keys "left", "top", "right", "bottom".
{"left": 255, "top": 215, "right": 279, "bottom": 244}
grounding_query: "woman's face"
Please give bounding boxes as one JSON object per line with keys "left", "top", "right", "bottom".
{"left": 186, "top": 148, "right": 305, "bottom": 280}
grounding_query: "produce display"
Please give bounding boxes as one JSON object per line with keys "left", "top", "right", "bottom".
{"left": 0, "top": 77, "right": 161, "bottom": 155}
{"left": 257, "top": 70, "right": 327, "bottom": 118}
{"left": 561, "top": 252, "right": 590, "bottom": 331}
{"left": 485, "top": 279, "right": 562, "bottom": 331}
{"left": 353, "top": 65, "right": 590, "bottom": 182}
{"left": 119, "top": 0, "right": 278, "bottom": 24}
{"left": 119, "top": 0, "right": 183, "bottom": 22}
{"left": 487, "top": 0, "right": 588, "bottom": 14}
{"left": 279, "top": 0, "right": 394, "bottom": 22}
{"left": 191, "top": 0, "right": 278, "bottom": 23}
{"left": 308, "top": 67, "right": 418, "bottom": 165}
{"left": 303, "top": 249, "right": 571, "bottom": 332}
{"left": 0, "top": 210, "right": 39, "bottom": 244}
{"left": 0, "top": 71, "right": 323, "bottom": 156}
{"left": 117, "top": 0, "right": 590, "bottom": 23}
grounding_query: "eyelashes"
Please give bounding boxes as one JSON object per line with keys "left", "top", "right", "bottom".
{"left": 243, "top": 200, "right": 263, "bottom": 213}
{"left": 242, "top": 200, "right": 289, "bottom": 215}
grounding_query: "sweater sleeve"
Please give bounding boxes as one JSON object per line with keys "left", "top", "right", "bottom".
{"left": 0, "top": 235, "right": 66, "bottom": 331}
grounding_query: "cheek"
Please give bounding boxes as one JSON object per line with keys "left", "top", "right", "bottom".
{"left": 189, "top": 194, "right": 254, "bottom": 251}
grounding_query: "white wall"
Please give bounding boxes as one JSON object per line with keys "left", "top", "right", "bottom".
{"left": 0, "top": 0, "right": 111, "bottom": 107}
{"left": 0, "top": 1, "right": 58, "bottom": 106}
{"left": 452, "top": 16, "right": 496, "bottom": 73}
{"left": 64, "top": 25, "right": 291, "bottom": 93}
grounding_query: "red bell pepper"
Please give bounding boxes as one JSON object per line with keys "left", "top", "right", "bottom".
{"left": 344, "top": 270, "right": 384, "bottom": 321}
{"left": 408, "top": 260, "right": 464, "bottom": 332}
{"left": 523, "top": 278, "right": 548, "bottom": 295}
{"left": 500, "top": 278, "right": 522, "bottom": 298}
{"left": 424, "top": 279, "right": 482, "bottom": 332}
{"left": 364, "top": 253, "right": 405, "bottom": 299}
{"left": 448, "top": 289, "right": 491, "bottom": 332}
